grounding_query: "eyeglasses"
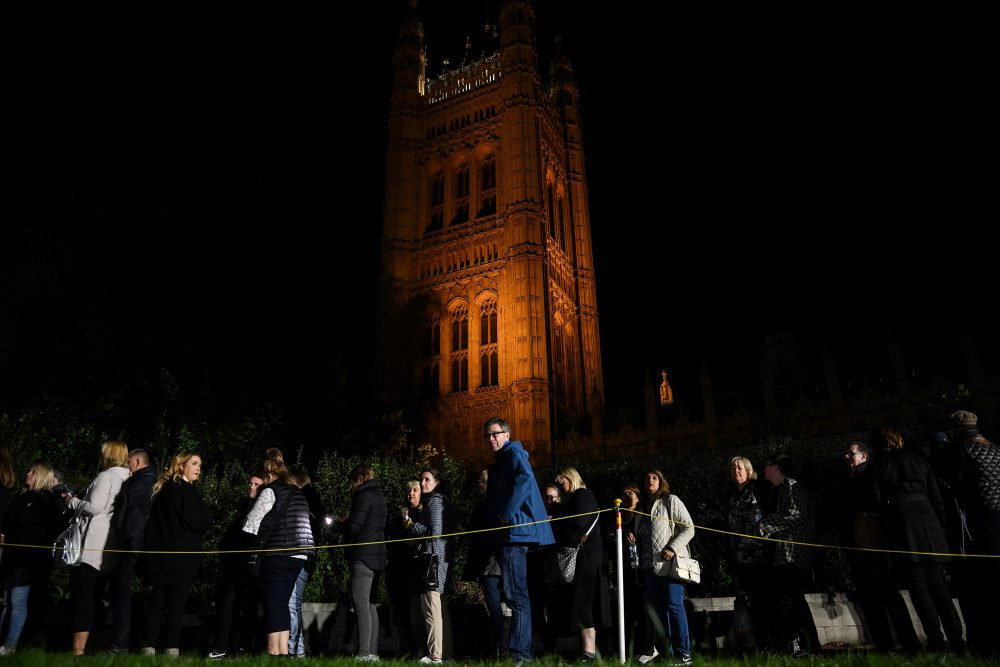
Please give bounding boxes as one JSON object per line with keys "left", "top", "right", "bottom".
{"left": 545, "top": 495, "right": 559, "bottom": 501}
{"left": 486, "top": 431, "right": 507, "bottom": 439}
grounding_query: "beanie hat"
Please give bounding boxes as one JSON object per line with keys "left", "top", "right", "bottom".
{"left": 950, "top": 410, "right": 978, "bottom": 428}
{"left": 928, "top": 430, "right": 950, "bottom": 444}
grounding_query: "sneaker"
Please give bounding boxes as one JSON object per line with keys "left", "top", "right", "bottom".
{"left": 790, "top": 637, "right": 808, "bottom": 659}
{"left": 0, "top": 647, "right": 13, "bottom": 656}
{"left": 419, "top": 657, "right": 443, "bottom": 664}
{"left": 637, "top": 649, "right": 659, "bottom": 664}
{"left": 671, "top": 655, "right": 692, "bottom": 666}
{"left": 356, "top": 656, "right": 380, "bottom": 662}
{"left": 142, "top": 647, "right": 156, "bottom": 657}
{"left": 580, "top": 652, "right": 597, "bottom": 663}
{"left": 208, "top": 649, "right": 227, "bottom": 659}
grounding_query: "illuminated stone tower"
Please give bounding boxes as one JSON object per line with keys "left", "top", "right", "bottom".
{"left": 376, "top": 0, "right": 603, "bottom": 466}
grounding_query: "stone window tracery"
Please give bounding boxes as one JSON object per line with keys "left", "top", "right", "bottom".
{"left": 479, "top": 300, "right": 499, "bottom": 387}
{"left": 450, "top": 305, "right": 469, "bottom": 392}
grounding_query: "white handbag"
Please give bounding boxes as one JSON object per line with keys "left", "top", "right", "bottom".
{"left": 668, "top": 555, "right": 701, "bottom": 584}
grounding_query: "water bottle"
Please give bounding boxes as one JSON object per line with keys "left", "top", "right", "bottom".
{"left": 628, "top": 542, "right": 639, "bottom": 569}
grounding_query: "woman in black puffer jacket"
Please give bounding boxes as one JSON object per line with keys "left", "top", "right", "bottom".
{"left": 242, "top": 448, "right": 314, "bottom": 656}
{"left": 332, "top": 463, "right": 388, "bottom": 661}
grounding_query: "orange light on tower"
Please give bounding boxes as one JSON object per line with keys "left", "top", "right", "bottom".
{"left": 659, "top": 370, "right": 674, "bottom": 405}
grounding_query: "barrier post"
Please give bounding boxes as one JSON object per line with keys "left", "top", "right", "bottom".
{"left": 615, "top": 498, "right": 625, "bottom": 664}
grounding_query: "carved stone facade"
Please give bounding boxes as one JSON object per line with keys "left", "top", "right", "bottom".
{"left": 376, "top": 1, "right": 604, "bottom": 468}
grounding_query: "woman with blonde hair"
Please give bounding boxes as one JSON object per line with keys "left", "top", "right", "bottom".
{"left": 385, "top": 479, "right": 422, "bottom": 657}
{"left": 722, "top": 456, "right": 769, "bottom": 652}
{"left": 140, "top": 451, "right": 213, "bottom": 656}
{"left": 636, "top": 469, "right": 695, "bottom": 666}
{"left": 553, "top": 466, "right": 605, "bottom": 662}
{"left": 64, "top": 439, "right": 130, "bottom": 656}
{"left": 0, "top": 461, "right": 65, "bottom": 654}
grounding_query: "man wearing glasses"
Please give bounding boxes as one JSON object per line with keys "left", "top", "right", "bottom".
{"left": 483, "top": 417, "right": 555, "bottom": 665}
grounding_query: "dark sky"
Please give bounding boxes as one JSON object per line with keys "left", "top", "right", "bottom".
{"left": 6, "top": 2, "right": 996, "bottom": 439}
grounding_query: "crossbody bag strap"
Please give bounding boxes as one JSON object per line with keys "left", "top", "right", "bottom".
{"left": 577, "top": 513, "right": 601, "bottom": 548}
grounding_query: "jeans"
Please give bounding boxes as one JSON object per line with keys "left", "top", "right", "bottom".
{"left": 1, "top": 570, "right": 31, "bottom": 650}
{"left": 480, "top": 574, "right": 506, "bottom": 657}
{"left": 288, "top": 565, "right": 309, "bottom": 656}
{"left": 642, "top": 570, "right": 690, "bottom": 657}
{"left": 500, "top": 545, "right": 532, "bottom": 661}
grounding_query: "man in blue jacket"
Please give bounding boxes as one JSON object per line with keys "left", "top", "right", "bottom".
{"left": 484, "top": 417, "right": 555, "bottom": 664}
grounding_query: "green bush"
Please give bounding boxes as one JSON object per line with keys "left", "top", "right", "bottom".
{"left": 2, "top": 403, "right": 859, "bottom": 604}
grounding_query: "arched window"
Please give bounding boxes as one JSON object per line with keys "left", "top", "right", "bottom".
{"left": 450, "top": 306, "right": 469, "bottom": 392}
{"left": 557, "top": 195, "right": 566, "bottom": 249}
{"left": 547, "top": 183, "right": 556, "bottom": 239}
{"left": 424, "top": 314, "right": 441, "bottom": 397}
{"left": 426, "top": 172, "right": 445, "bottom": 233}
{"left": 452, "top": 165, "right": 470, "bottom": 225}
{"left": 478, "top": 156, "right": 496, "bottom": 217}
{"left": 479, "top": 300, "right": 499, "bottom": 387}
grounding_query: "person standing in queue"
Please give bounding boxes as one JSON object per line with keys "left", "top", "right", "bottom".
{"left": 483, "top": 417, "right": 555, "bottom": 665}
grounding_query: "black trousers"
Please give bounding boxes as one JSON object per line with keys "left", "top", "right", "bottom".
{"left": 69, "top": 564, "right": 105, "bottom": 634}
{"left": 108, "top": 553, "right": 140, "bottom": 649}
{"left": 757, "top": 564, "right": 819, "bottom": 652}
{"left": 213, "top": 561, "right": 260, "bottom": 653}
{"left": 847, "top": 552, "right": 919, "bottom": 652}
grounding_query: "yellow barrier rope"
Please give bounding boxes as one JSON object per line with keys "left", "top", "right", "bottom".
{"left": 15, "top": 505, "right": 996, "bottom": 559}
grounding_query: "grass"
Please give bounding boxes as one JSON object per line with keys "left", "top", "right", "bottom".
{"left": 0, "top": 648, "right": 993, "bottom": 667}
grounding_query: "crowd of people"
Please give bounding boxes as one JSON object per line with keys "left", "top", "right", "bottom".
{"left": 0, "top": 408, "right": 996, "bottom": 661}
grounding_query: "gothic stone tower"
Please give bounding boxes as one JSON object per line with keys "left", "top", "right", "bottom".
{"left": 377, "top": 1, "right": 603, "bottom": 467}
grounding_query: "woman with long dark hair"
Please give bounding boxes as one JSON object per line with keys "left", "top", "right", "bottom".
{"left": 636, "top": 468, "right": 695, "bottom": 666}
{"left": 403, "top": 467, "right": 450, "bottom": 664}
{"left": 616, "top": 481, "right": 653, "bottom": 661}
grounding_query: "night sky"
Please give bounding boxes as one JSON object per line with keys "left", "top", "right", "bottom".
{"left": 5, "top": 2, "right": 996, "bottom": 444}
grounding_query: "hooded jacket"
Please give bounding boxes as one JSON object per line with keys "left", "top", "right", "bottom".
{"left": 485, "top": 439, "right": 554, "bottom": 547}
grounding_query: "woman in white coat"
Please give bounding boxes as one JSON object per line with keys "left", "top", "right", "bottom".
{"left": 636, "top": 468, "right": 695, "bottom": 666}
{"left": 64, "top": 439, "right": 130, "bottom": 656}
